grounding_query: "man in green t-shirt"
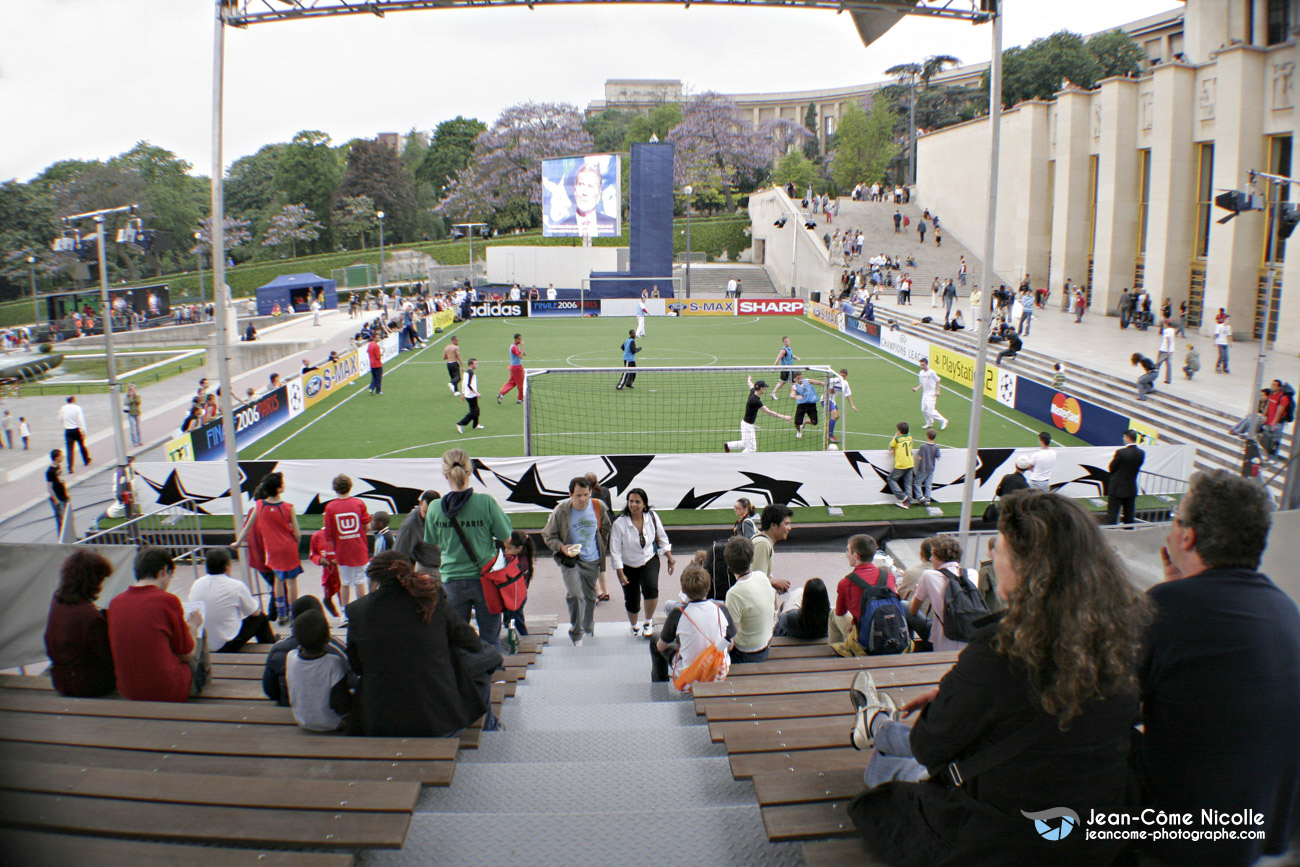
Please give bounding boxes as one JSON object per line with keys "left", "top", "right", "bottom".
{"left": 887, "top": 421, "right": 915, "bottom": 509}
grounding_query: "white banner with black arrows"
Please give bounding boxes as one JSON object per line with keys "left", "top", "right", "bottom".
{"left": 132, "top": 445, "right": 1194, "bottom": 517}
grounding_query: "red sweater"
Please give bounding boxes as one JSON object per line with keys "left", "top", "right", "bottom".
{"left": 108, "top": 584, "right": 194, "bottom": 703}
{"left": 44, "top": 598, "right": 115, "bottom": 697}
{"left": 835, "top": 563, "right": 896, "bottom": 625}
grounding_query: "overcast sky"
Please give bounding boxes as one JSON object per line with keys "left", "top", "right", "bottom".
{"left": 1, "top": 0, "right": 1182, "bottom": 182}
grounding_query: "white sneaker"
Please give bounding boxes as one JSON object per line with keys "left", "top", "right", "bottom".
{"left": 572, "top": 637, "right": 583, "bottom": 647}
{"left": 795, "top": 431, "right": 803, "bottom": 438}
{"left": 641, "top": 620, "right": 655, "bottom": 638}
{"left": 941, "top": 419, "right": 949, "bottom": 430}
{"left": 849, "top": 671, "right": 898, "bottom": 750}
{"left": 475, "top": 425, "right": 485, "bottom": 430}
{"left": 630, "top": 623, "right": 641, "bottom": 637}
{"left": 455, "top": 424, "right": 463, "bottom": 433}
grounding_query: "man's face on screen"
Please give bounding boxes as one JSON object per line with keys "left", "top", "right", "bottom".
{"left": 574, "top": 168, "right": 601, "bottom": 214}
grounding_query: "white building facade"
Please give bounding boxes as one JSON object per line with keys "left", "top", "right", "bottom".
{"left": 918, "top": 0, "right": 1300, "bottom": 351}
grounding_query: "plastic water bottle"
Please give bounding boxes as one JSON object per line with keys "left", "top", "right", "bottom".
{"left": 505, "top": 619, "right": 518, "bottom": 655}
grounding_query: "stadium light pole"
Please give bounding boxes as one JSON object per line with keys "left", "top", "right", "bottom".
{"left": 377, "top": 210, "right": 386, "bottom": 294}
{"left": 683, "top": 185, "right": 693, "bottom": 298}
{"left": 28, "top": 256, "right": 38, "bottom": 321}
{"left": 956, "top": 4, "right": 1003, "bottom": 566}
{"left": 194, "top": 231, "right": 206, "bottom": 309}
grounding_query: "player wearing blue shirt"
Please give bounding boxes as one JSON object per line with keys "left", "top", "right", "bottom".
{"left": 772, "top": 336, "right": 800, "bottom": 401}
{"left": 789, "top": 371, "right": 826, "bottom": 439}
{"left": 617, "top": 330, "right": 641, "bottom": 390}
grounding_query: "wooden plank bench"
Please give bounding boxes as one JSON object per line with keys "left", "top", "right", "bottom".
{"left": 697, "top": 684, "right": 935, "bottom": 724}
{"left": 4, "top": 828, "right": 358, "bottom": 867}
{"left": 802, "top": 836, "right": 881, "bottom": 867}
{"left": 692, "top": 663, "right": 954, "bottom": 699}
{"left": 0, "top": 674, "right": 514, "bottom": 704}
{"left": 718, "top": 650, "right": 961, "bottom": 677}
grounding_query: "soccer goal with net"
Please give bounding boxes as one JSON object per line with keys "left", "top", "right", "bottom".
{"left": 523, "top": 365, "right": 840, "bottom": 456}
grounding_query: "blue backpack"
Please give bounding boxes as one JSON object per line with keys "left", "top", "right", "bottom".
{"left": 851, "top": 573, "right": 910, "bottom": 655}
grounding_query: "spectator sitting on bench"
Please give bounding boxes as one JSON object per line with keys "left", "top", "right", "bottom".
{"left": 650, "top": 562, "right": 736, "bottom": 686}
{"left": 846, "top": 490, "right": 1152, "bottom": 865}
{"left": 347, "top": 551, "right": 493, "bottom": 737}
{"left": 188, "top": 547, "right": 276, "bottom": 653}
{"left": 774, "top": 578, "right": 830, "bottom": 640}
{"left": 897, "top": 537, "right": 932, "bottom": 602}
{"left": 109, "top": 547, "right": 209, "bottom": 702}
{"left": 909, "top": 535, "right": 978, "bottom": 653}
{"left": 724, "top": 536, "right": 776, "bottom": 664}
{"left": 832, "top": 534, "right": 895, "bottom": 646}
{"left": 263, "top": 596, "right": 347, "bottom": 705}
{"left": 287, "top": 609, "right": 356, "bottom": 732}
{"left": 44, "top": 550, "right": 116, "bottom": 697}
{"left": 1135, "top": 470, "right": 1300, "bottom": 866}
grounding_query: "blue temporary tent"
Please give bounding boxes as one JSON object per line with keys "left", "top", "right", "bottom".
{"left": 255, "top": 273, "right": 337, "bottom": 316}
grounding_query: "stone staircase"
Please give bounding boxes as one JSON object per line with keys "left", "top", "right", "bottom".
{"left": 365, "top": 621, "right": 803, "bottom": 866}
{"left": 826, "top": 198, "right": 990, "bottom": 299}
{"left": 880, "top": 303, "right": 1290, "bottom": 491}
{"left": 675, "top": 263, "right": 781, "bottom": 297}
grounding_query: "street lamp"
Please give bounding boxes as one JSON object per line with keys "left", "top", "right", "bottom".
{"left": 27, "top": 256, "right": 37, "bottom": 322}
{"left": 376, "top": 210, "right": 386, "bottom": 294}
{"left": 452, "top": 223, "right": 488, "bottom": 288}
{"left": 194, "top": 231, "right": 206, "bottom": 309}
{"left": 683, "top": 185, "right": 693, "bottom": 299}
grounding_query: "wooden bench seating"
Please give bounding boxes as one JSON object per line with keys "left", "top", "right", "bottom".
{"left": 685, "top": 637, "right": 960, "bottom": 861}
{"left": 0, "top": 613, "right": 560, "bottom": 860}
{"left": 4, "top": 828, "right": 358, "bottom": 867}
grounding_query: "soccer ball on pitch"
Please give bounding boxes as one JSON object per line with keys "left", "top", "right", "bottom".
{"left": 827, "top": 443, "right": 840, "bottom": 450}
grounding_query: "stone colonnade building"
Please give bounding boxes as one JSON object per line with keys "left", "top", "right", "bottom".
{"left": 917, "top": 0, "right": 1300, "bottom": 353}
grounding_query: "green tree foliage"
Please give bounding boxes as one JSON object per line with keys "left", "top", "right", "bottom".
{"left": 274, "top": 131, "right": 341, "bottom": 251}
{"left": 773, "top": 147, "right": 817, "bottom": 191}
{"left": 335, "top": 139, "right": 418, "bottom": 241}
{"left": 990, "top": 29, "right": 1144, "bottom": 108}
{"left": 1087, "top": 29, "right": 1147, "bottom": 80}
{"left": 400, "top": 129, "right": 428, "bottom": 174}
{"left": 110, "top": 142, "right": 208, "bottom": 273}
{"left": 262, "top": 203, "right": 322, "bottom": 259}
{"left": 584, "top": 108, "right": 634, "bottom": 153}
{"left": 624, "top": 103, "right": 682, "bottom": 147}
{"left": 803, "top": 103, "right": 820, "bottom": 161}
{"left": 416, "top": 116, "right": 486, "bottom": 200}
{"left": 331, "top": 194, "right": 378, "bottom": 250}
{"left": 225, "top": 144, "right": 286, "bottom": 230}
{"left": 0, "top": 181, "right": 58, "bottom": 296}
{"left": 829, "top": 100, "right": 898, "bottom": 190}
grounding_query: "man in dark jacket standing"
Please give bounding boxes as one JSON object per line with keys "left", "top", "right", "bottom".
{"left": 1105, "top": 430, "right": 1144, "bottom": 525}
{"left": 1139, "top": 470, "right": 1300, "bottom": 866}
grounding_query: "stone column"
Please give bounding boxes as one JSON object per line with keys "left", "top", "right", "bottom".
{"left": 1047, "top": 91, "right": 1093, "bottom": 297}
{"left": 1141, "top": 63, "right": 1198, "bottom": 313}
{"left": 1091, "top": 77, "right": 1141, "bottom": 315}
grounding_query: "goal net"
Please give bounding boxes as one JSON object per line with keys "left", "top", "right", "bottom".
{"left": 524, "top": 365, "right": 838, "bottom": 456}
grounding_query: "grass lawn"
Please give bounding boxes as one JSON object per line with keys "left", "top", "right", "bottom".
{"left": 242, "top": 314, "right": 1086, "bottom": 462}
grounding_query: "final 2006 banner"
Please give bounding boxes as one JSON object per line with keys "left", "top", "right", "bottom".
{"left": 131, "top": 445, "right": 1192, "bottom": 517}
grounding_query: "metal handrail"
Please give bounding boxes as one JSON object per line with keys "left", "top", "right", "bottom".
{"left": 77, "top": 497, "right": 206, "bottom": 584}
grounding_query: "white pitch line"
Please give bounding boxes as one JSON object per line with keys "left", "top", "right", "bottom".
{"left": 252, "top": 322, "right": 468, "bottom": 459}
{"left": 796, "top": 317, "right": 1044, "bottom": 440}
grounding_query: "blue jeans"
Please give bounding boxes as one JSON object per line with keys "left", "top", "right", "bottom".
{"left": 911, "top": 470, "right": 934, "bottom": 503}
{"left": 888, "top": 467, "right": 913, "bottom": 502}
{"left": 443, "top": 578, "right": 502, "bottom": 650}
{"left": 369, "top": 367, "right": 383, "bottom": 394}
{"left": 127, "top": 414, "right": 141, "bottom": 446}
{"left": 730, "top": 645, "right": 769, "bottom": 664}
{"left": 864, "top": 718, "right": 930, "bottom": 787}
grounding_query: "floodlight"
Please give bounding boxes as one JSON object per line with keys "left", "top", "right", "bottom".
{"left": 774, "top": 217, "right": 787, "bottom": 228}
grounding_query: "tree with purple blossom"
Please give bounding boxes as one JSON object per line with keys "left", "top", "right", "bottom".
{"left": 191, "top": 216, "right": 252, "bottom": 255}
{"left": 436, "top": 102, "right": 593, "bottom": 228}
{"left": 261, "top": 204, "right": 322, "bottom": 259}
{"left": 668, "top": 92, "right": 806, "bottom": 213}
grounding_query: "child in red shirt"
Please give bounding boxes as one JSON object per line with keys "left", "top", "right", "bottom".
{"left": 310, "top": 528, "right": 341, "bottom": 617}
{"left": 323, "top": 474, "right": 371, "bottom": 607}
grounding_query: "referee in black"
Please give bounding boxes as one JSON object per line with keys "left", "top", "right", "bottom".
{"left": 617, "top": 330, "right": 641, "bottom": 390}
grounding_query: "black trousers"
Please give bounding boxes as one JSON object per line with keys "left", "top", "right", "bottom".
{"left": 1106, "top": 495, "right": 1136, "bottom": 526}
{"left": 618, "top": 361, "right": 637, "bottom": 389}
{"left": 458, "top": 397, "right": 480, "bottom": 427}
{"left": 447, "top": 361, "right": 460, "bottom": 389}
{"left": 215, "top": 613, "right": 276, "bottom": 653}
{"left": 64, "top": 429, "right": 90, "bottom": 470}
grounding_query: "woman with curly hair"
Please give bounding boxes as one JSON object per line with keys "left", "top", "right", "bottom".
{"left": 44, "top": 550, "right": 117, "bottom": 697}
{"left": 844, "top": 489, "right": 1153, "bottom": 866}
{"left": 345, "top": 550, "right": 493, "bottom": 737}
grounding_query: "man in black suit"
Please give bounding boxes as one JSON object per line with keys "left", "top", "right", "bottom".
{"left": 1105, "top": 429, "right": 1144, "bottom": 524}
{"left": 551, "top": 163, "right": 616, "bottom": 237}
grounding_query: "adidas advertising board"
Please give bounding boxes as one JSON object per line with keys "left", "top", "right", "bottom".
{"left": 470, "top": 301, "right": 528, "bottom": 318}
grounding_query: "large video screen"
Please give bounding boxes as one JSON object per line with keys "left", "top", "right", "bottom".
{"left": 542, "top": 154, "right": 621, "bottom": 239}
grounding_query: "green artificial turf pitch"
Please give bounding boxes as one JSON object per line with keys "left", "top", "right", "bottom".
{"left": 242, "top": 315, "right": 1087, "bottom": 461}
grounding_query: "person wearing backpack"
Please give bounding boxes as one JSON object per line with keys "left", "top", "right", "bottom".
{"left": 845, "top": 490, "right": 1153, "bottom": 866}
{"left": 650, "top": 563, "right": 736, "bottom": 689}
{"left": 909, "top": 535, "right": 986, "bottom": 652}
{"left": 834, "top": 534, "right": 912, "bottom": 656}
{"left": 1262, "top": 379, "right": 1294, "bottom": 462}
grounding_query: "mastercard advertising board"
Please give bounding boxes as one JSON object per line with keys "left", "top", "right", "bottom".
{"left": 1014, "top": 377, "right": 1131, "bottom": 445}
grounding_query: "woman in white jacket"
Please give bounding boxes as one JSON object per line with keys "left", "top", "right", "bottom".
{"left": 610, "top": 488, "right": 676, "bottom": 637}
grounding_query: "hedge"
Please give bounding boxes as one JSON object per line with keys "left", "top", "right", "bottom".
{"left": 0, "top": 216, "right": 752, "bottom": 328}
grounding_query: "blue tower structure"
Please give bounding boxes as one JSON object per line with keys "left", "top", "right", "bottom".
{"left": 588, "top": 142, "right": 675, "bottom": 297}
